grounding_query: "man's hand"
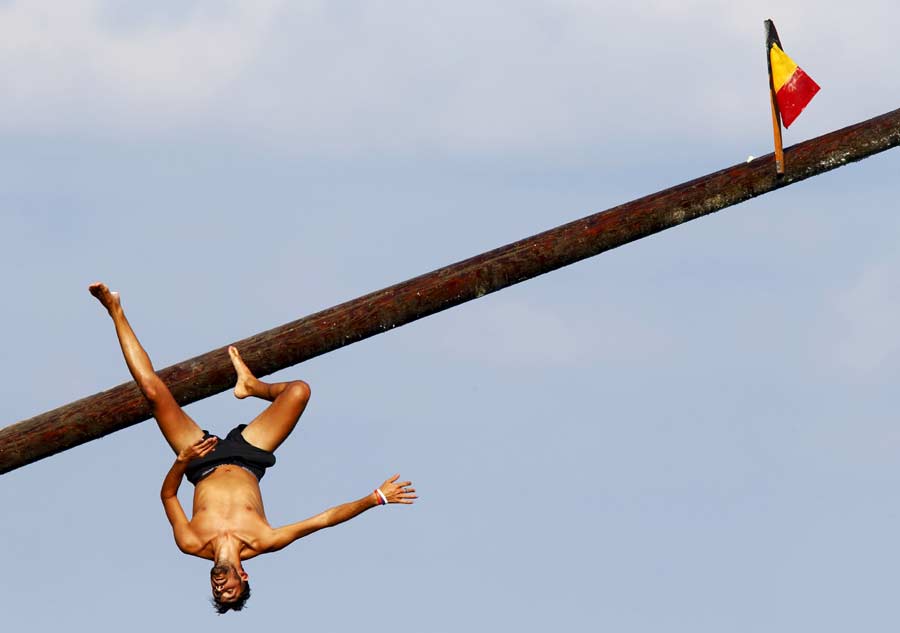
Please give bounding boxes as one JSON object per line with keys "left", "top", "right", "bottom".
{"left": 378, "top": 474, "right": 417, "bottom": 505}
{"left": 176, "top": 436, "right": 218, "bottom": 464}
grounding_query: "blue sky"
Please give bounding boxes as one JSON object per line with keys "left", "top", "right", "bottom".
{"left": 2, "top": 2, "right": 899, "bottom": 631}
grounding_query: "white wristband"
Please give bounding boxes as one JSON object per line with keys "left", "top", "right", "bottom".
{"left": 376, "top": 488, "right": 388, "bottom": 505}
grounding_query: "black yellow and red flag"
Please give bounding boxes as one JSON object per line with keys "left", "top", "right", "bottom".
{"left": 765, "top": 20, "right": 820, "bottom": 174}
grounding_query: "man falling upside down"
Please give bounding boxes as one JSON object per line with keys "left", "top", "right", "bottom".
{"left": 89, "top": 282, "right": 416, "bottom": 613}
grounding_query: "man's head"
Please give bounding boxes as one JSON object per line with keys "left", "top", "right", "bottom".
{"left": 210, "top": 562, "right": 251, "bottom": 613}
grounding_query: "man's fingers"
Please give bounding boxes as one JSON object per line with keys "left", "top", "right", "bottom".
{"left": 186, "top": 436, "right": 218, "bottom": 459}
{"left": 381, "top": 474, "right": 418, "bottom": 502}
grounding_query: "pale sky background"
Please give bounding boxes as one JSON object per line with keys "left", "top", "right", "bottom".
{"left": 2, "top": 1, "right": 900, "bottom": 631}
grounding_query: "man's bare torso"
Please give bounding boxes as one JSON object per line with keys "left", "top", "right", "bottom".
{"left": 189, "top": 466, "right": 273, "bottom": 560}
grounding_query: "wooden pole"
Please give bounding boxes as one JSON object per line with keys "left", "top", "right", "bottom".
{"left": 2, "top": 106, "right": 900, "bottom": 475}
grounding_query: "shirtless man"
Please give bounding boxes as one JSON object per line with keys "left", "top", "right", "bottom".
{"left": 89, "top": 282, "right": 416, "bottom": 613}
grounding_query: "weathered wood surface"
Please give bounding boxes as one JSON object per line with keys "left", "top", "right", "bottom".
{"left": 2, "top": 107, "right": 899, "bottom": 475}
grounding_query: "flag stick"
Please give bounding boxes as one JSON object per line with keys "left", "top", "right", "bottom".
{"left": 769, "top": 85, "right": 785, "bottom": 175}
{"left": 765, "top": 19, "right": 786, "bottom": 175}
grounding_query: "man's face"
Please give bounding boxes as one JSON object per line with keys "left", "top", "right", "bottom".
{"left": 211, "top": 563, "right": 246, "bottom": 603}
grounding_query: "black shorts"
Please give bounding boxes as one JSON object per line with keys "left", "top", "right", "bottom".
{"left": 184, "top": 424, "right": 276, "bottom": 486}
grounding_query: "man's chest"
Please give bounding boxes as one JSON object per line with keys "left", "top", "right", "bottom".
{"left": 192, "top": 512, "right": 271, "bottom": 552}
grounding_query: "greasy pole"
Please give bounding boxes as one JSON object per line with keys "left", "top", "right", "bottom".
{"left": 3, "top": 107, "right": 900, "bottom": 474}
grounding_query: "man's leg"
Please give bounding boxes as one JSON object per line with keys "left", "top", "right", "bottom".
{"left": 89, "top": 282, "right": 204, "bottom": 454}
{"left": 228, "top": 346, "right": 310, "bottom": 453}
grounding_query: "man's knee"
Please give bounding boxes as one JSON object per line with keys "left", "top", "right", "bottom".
{"left": 139, "top": 375, "right": 167, "bottom": 404}
{"left": 284, "top": 381, "right": 311, "bottom": 404}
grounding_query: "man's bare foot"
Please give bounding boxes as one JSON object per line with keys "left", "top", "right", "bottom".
{"left": 229, "top": 346, "right": 258, "bottom": 399}
{"left": 89, "top": 282, "right": 121, "bottom": 314}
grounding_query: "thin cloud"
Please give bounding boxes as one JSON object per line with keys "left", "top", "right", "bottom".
{"left": 828, "top": 259, "right": 900, "bottom": 375}
{"left": 0, "top": 1, "right": 896, "bottom": 153}
{"left": 429, "top": 297, "right": 673, "bottom": 369}
{"left": 0, "top": 0, "right": 281, "bottom": 133}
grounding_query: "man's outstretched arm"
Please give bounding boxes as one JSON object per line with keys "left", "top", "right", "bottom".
{"left": 265, "top": 474, "right": 416, "bottom": 552}
{"left": 160, "top": 437, "right": 218, "bottom": 555}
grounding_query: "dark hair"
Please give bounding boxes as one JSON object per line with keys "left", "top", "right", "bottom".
{"left": 212, "top": 581, "right": 251, "bottom": 614}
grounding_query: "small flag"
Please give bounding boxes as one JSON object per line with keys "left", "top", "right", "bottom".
{"left": 765, "top": 21, "right": 820, "bottom": 129}
{"left": 764, "top": 20, "right": 820, "bottom": 175}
